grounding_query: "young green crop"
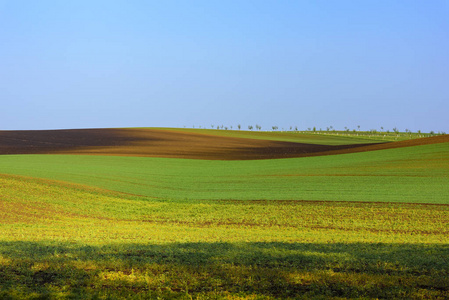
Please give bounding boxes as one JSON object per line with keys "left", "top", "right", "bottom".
{"left": 0, "top": 142, "right": 447, "bottom": 204}
{"left": 1, "top": 174, "right": 448, "bottom": 298}
{"left": 1, "top": 141, "right": 448, "bottom": 297}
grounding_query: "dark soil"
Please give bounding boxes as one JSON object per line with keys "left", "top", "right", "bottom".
{"left": 0, "top": 128, "right": 446, "bottom": 160}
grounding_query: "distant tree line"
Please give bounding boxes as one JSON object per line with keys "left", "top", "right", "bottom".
{"left": 190, "top": 124, "right": 446, "bottom": 135}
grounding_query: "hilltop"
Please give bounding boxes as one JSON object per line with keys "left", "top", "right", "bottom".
{"left": 1, "top": 127, "right": 446, "bottom": 160}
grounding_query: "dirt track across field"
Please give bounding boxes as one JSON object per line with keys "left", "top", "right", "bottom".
{"left": 0, "top": 128, "right": 447, "bottom": 160}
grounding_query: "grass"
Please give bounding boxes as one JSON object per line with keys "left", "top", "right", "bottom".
{"left": 1, "top": 241, "right": 448, "bottom": 299}
{"left": 2, "top": 174, "right": 448, "bottom": 243}
{"left": 0, "top": 142, "right": 447, "bottom": 204}
{"left": 1, "top": 174, "right": 448, "bottom": 298}
{"left": 1, "top": 136, "right": 448, "bottom": 298}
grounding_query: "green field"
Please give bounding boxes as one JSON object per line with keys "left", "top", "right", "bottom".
{"left": 1, "top": 133, "right": 448, "bottom": 298}
{"left": 0, "top": 142, "right": 447, "bottom": 203}
{"left": 1, "top": 172, "right": 449, "bottom": 299}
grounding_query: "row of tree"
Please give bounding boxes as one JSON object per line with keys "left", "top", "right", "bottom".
{"left": 190, "top": 125, "right": 445, "bottom": 135}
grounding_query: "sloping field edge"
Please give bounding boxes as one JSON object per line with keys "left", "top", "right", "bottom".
{"left": 0, "top": 128, "right": 446, "bottom": 160}
{"left": 300, "top": 134, "right": 449, "bottom": 158}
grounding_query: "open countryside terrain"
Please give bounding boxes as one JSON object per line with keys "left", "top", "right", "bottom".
{"left": 0, "top": 128, "right": 383, "bottom": 159}
{"left": 0, "top": 128, "right": 448, "bottom": 299}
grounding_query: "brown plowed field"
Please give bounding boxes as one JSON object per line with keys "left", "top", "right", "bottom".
{"left": 0, "top": 128, "right": 447, "bottom": 160}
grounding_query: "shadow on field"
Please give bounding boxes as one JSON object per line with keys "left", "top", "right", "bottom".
{"left": 0, "top": 241, "right": 448, "bottom": 298}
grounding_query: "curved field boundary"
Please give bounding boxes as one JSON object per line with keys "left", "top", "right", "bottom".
{"left": 0, "top": 128, "right": 447, "bottom": 160}
{"left": 305, "top": 134, "right": 449, "bottom": 158}
{"left": 152, "top": 127, "right": 387, "bottom": 144}
{"left": 0, "top": 128, "right": 378, "bottom": 160}
{"left": 0, "top": 142, "right": 447, "bottom": 203}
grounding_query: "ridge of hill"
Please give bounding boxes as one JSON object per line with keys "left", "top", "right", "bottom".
{"left": 0, "top": 128, "right": 446, "bottom": 160}
{"left": 300, "top": 134, "right": 449, "bottom": 158}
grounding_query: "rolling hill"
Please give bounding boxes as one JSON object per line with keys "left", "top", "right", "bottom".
{"left": 1, "top": 127, "right": 447, "bottom": 160}
{"left": 0, "top": 128, "right": 448, "bottom": 298}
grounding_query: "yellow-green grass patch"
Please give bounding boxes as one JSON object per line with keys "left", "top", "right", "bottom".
{"left": 1, "top": 174, "right": 449, "bottom": 298}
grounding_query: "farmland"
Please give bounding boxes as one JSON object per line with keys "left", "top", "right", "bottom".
{"left": 0, "top": 128, "right": 448, "bottom": 299}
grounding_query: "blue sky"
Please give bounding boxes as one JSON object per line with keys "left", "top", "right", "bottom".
{"left": 1, "top": 1, "right": 448, "bottom": 132}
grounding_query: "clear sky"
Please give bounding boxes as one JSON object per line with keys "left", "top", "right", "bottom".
{"left": 1, "top": 1, "right": 448, "bottom": 132}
